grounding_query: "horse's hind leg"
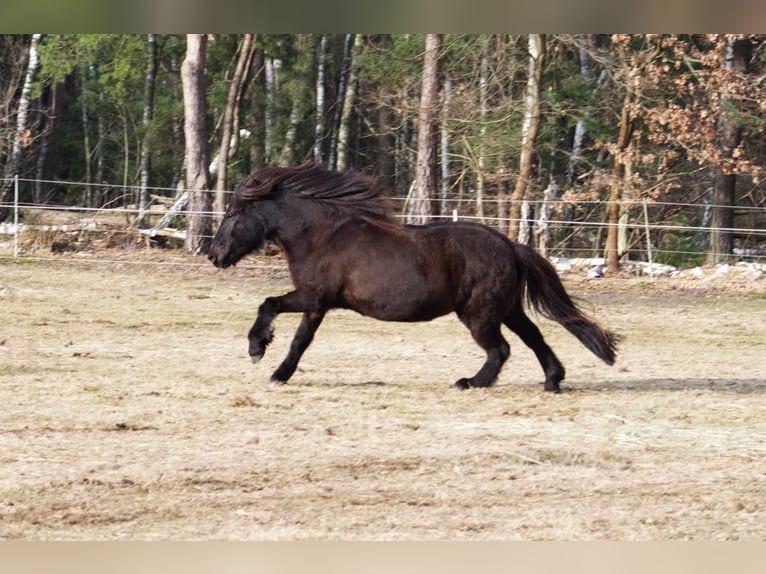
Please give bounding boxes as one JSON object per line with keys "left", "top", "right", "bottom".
{"left": 270, "top": 310, "right": 325, "bottom": 384}
{"left": 455, "top": 315, "right": 510, "bottom": 389}
{"left": 504, "top": 307, "right": 565, "bottom": 392}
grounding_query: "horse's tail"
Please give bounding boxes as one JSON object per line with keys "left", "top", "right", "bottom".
{"left": 513, "top": 243, "right": 620, "bottom": 365}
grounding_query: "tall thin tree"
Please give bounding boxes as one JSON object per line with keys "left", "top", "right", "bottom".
{"left": 410, "top": 33, "right": 443, "bottom": 225}
{"left": 508, "top": 34, "right": 545, "bottom": 241}
{"left": 137, "top": 34, "right": 157, "bottom": 228}
{"left": 215, "top": 33, "right": 255, "bottom": 223}
{"left": 336, "top": 34, "right": 362, "bottom": 172}
{"left": 708, "top": 37, "right": 752, "bottom": 264}
{"left": 182, "top": 34, "right": 212, "bottom": 255}
{"left": 313, "top": 35, "right": 328, "bottom": 164}
{"left": 604, "top": 36, "right": 660, "bottom": 273}
{"left": 1, "top": 33, "right": 42, "bottom": 206}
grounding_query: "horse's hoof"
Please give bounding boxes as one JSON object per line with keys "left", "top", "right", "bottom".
{"left": 250, "top": 351, "right": 264, "bottom": 364}
{"left": 269, "top": 377, "right": 287, "bottom": 385}
{"left": 454, "top": 378, "right": 471, "bottom": 390}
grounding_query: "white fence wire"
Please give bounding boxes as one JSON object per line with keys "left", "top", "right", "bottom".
{"left": 2, "top": 176, "right": 766, "bottom": 269}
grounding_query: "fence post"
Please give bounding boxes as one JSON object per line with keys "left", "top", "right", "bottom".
{"left": 643, "top": 198, "right": 654, "bottom": 282}
{"left": 13, "top": 175, "right": 19, "bottom": 259}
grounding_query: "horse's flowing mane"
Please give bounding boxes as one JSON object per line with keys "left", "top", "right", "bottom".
{"left": 235, "top": 162, "right": 397, "bottom": 223}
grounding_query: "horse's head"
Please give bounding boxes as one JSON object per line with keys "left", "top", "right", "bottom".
{"left": 207, "top": 196, "right": 269, "bottom": 269}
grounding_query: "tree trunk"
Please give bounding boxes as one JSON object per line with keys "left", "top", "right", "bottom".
{"left": 181, "top": 34, "right": 212, "bottom": 255}
{"left": 328, "top": 34, "right": 355, "bottom": 170}
{"left": 536, "top": 181, "right": 558, "bottom": 257}
{"left": 80, "top": 62, "right": 93, "bottom": 208}
{"left": 2, "top": 33, "right": 41, "bottom": 200}
{"left": 313, "top": 35, "right": 327, "bottom": 164}
{"left": 508, "top": 34, "right": 545, "bottom": 241}
{"left": 215, "top": 33, "right": 254, "bottom": 222}
{"left": 604, "top": 84, "right": 635, "bottom": 273}
{"left": 410, "top": 34, "right": 443, "bottom": 225}
{"left": 280, "top": 95, "right": 302, "bottom": 167}
{"left": 567, "top": 36, "right": 607, "bottom": 189}
{"left": 476, "top": 36, "right": 490, "bottom": 224}
{"left": 708, "top": 38, "right": 752, "bottom": 264}
{"left": 377, "top": 86, "right": 396, "bottom": 188}
{"left": 264, "top": 56, "right": 276, "bottom": 165}
{"left": 440, "top": 76, "right": 453, "bottom": 216}
{"left": 336, "top": 34, "right": 362, "bottom": 172}
{"left": 563, "top": 37, "right": 607, "bottom": 252}
{"left": 137, "top": 34, "right": 157, "bottom": 228}
{"left": 96, "top": 89, "right": 105, "bottom": 204}
{"left": 249, "top": 48, "right": 266, "bottom": 168}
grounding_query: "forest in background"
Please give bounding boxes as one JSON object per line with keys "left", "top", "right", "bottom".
{"left": 1, "top": 34, "right": 765, "bottom": 270}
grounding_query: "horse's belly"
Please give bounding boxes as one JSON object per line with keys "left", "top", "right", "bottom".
{"left": 342, "top": 272, "right": 453, "bottom": 323}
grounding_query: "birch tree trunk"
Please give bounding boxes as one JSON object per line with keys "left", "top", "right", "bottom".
{"left": 328, "top": 34, "right": 355, "bottom": 170}
{"left": 440, "top": 76, "right": 453, "bottom": 216}
{"left": 2, "top": 34, "right": 41, "bottom": 205}
{"left": 8, "top": 33, "right": 41, "bottom": 173}
{"left": 536, "top": 181, "right": 559, "bottom": 257}
{"left": 215, "top": 33, "right": 254, "bottom": 222}
{"left": 563, "top": 36, "right": 608, "bottom": 252}
{"left": 181, "top": 34, "right": 212, "bottom": 255}
{"left": 508, "top": 34, "right": 545, "bottom": 241}
{"left": 264, "top": 56, "right": 276, "bottom": 165}
{"left": 410, "top": 33, "right": 443, "bottom": 225}
{"left": 567, "top": 35, "right": 602, "bottom": 189}
{"left": 708, "top": 38, "right": 752, "bottom": 264}
{"left": 336, "top": 34, "right": 362, "bottom": 172}
{"left": 313, "top": 35, "right": 327, "bottom": 164}
{"left": 280, "top": 95, "right": 302, "bottom": 167}
{"left": 137, "top": 34, "right": 157, "bottom": 228}
{"left": 249, "top": 48, "right": 266, "bottom": 168}
{"left": 476, "top": 36, "right": 490, "bottom": 224}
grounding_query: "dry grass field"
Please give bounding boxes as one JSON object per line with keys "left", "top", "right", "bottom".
{"left": 1, "top": 250, "right": 765, "bottom": 540}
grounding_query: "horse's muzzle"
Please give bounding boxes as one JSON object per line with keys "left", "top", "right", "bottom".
{"left": 208, "top": 252, "right": 226, "bottom": 268}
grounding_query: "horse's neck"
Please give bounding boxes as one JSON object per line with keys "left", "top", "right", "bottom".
{"left": 268, "top": 201, "right": 329, "bottom": 263}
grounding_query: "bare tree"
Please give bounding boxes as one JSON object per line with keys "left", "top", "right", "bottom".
{"left": 181, "top": 34, "right": 212, "bottom": 255}
{"left": 214, "top": 33, "right": 255, "bottom": 222}
{"left": 410, "top": 33, "right": 443, "bottom": 225}
{"left": 604, "top": 36, "right": 661, "bottom": 273}
{"left": 604, "top": 58, "right": 638, "bottom": 274}
{"left": 508, "top": 34, "right": 545, "bottom": 241}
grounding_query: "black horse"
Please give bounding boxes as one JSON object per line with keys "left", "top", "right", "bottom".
{"left": 208, "top": 162, "right": 619, "bottom": 392}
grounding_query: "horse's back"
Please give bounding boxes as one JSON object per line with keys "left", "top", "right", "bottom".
{"left": 411, "top": 221, "right": 523, "bottom": 309}
{"left": 410, "top": 221, "right": 519, "bottom": 273}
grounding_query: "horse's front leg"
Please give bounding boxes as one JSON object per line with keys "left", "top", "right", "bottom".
{"left": 248, "top": 298, "right": 278, "bottom": 363}
{"left": 270, "top": 310, "right": 326, "bottom": 384}
{"left": 247, "top": 290, "right": 321, "bottom": 364}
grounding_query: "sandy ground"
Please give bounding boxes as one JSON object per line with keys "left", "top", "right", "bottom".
{"left": 1, "top": 250, "right": 765, "bottom": 540}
